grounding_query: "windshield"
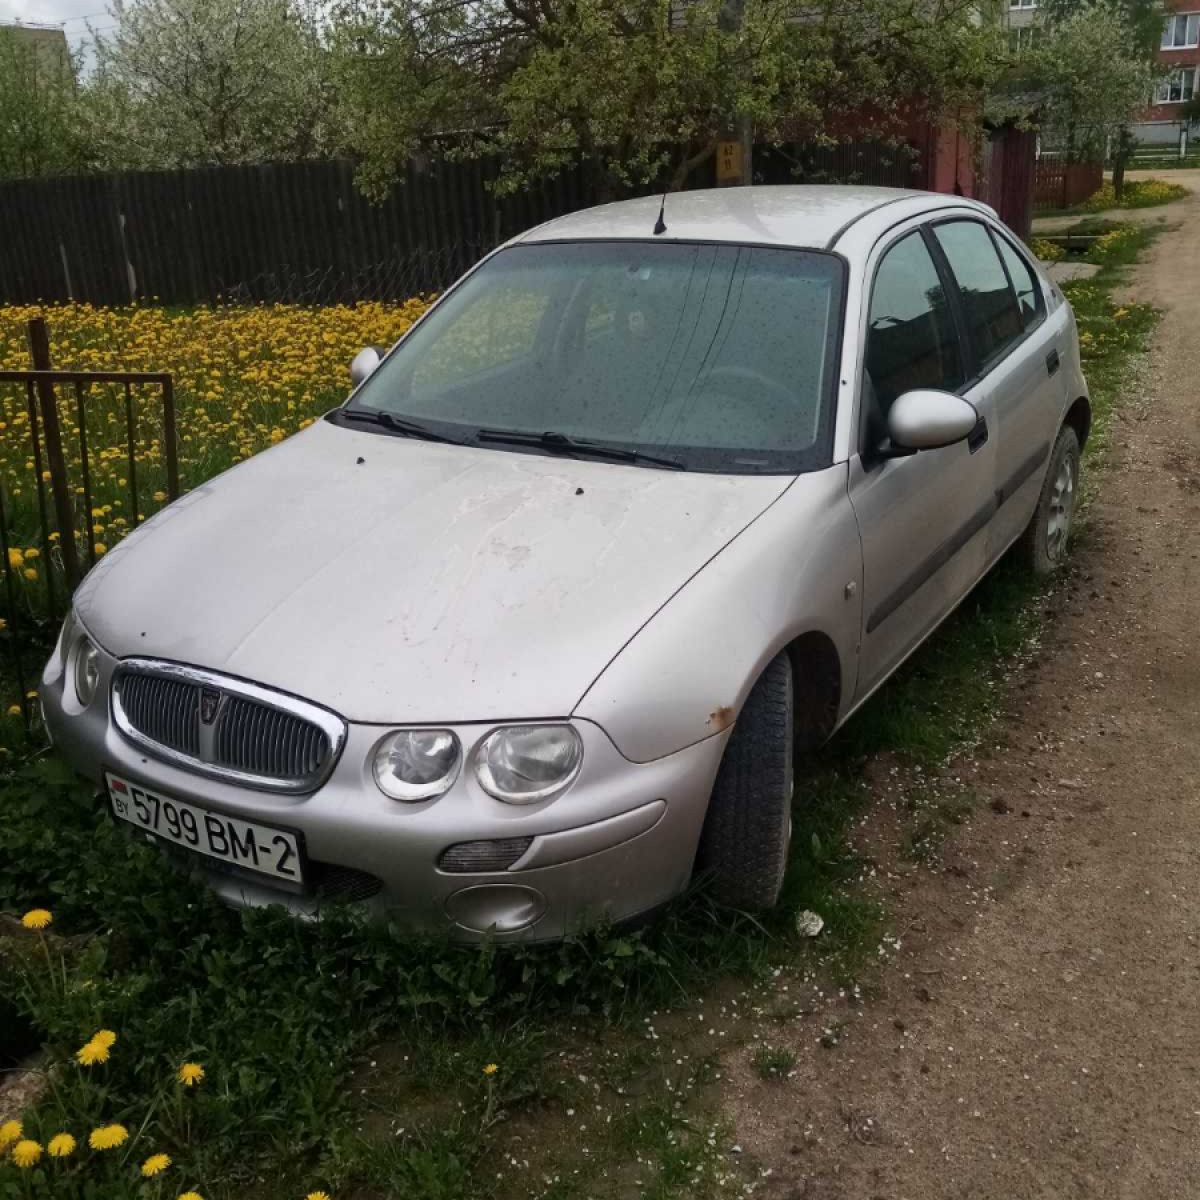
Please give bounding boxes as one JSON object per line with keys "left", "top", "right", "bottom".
{"left": 346, "top": 240, "right": 845, "bottom": 473}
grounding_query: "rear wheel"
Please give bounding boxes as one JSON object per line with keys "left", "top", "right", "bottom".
{"left": 696, "top": 652, "right": 794, "bottom": 910}
{"left": 1017, "top": 424, "right": 1080, "bottom": 577}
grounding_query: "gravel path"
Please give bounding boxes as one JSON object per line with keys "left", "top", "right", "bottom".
{"left": 727, "top": 174, "right": 1200, "bottom": 1199}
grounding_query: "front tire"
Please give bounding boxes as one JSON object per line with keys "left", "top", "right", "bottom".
{"left": 696, "top": 652, "right": 794, "bottom": 911}
{"left": 1017, "top": 424, "right": 1080, "bottom": 577}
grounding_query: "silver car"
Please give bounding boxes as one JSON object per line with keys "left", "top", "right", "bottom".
{"left": 41, "top": 187, "right": 1088, "bottom": 940}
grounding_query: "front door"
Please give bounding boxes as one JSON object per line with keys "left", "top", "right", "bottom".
{"left": 848, "top": 224, "right": 999, "bottom": 700}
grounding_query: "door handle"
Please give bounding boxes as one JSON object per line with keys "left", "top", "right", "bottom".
{"left": 1045, "top": 348, "right": 1060, "bottom": 377}
{"left": 967, "top": 415, "right": 989, "bottom": 454}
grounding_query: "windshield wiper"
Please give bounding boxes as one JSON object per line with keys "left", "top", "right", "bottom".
{"left": 339, "top": 407, "right": 463, "bottom": 445}
{"left": 476, "top": 429, "right": 685, "bottom": 470}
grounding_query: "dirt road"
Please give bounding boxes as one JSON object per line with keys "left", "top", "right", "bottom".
{"left": 729, "top": 178, "right": 1200, "bottom": 1198}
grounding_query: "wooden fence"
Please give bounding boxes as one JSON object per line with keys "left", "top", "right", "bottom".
{"left": 0, "top": 143, "right": 926, "bottom": 308}
{"left": 1033, "top": 157, "right": 1104, "bottom": 212}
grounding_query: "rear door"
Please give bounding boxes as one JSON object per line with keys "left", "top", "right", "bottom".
{"left": 928, "top": 219, "right": 1065, "bottom": 557}
{"left": 848, "top": 220, "right": 1000, "bottom": 699}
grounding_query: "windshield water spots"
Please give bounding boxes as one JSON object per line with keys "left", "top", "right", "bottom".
{"left": 351, "top": 241, "right": 844, "bottom": 474}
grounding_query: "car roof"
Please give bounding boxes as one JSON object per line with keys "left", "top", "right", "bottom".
{"left": 514, "top": 185, "right": 978, "bottom": 252}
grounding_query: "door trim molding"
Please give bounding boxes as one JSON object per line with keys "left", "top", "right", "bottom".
{"left": 864, "top": 438, "right": 1051, "bottom": 635}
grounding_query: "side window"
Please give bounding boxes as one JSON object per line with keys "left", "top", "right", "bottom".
{"left": 864, "top": 231, "right": 963, "bottom": 439}
{"left": 932, "top": 220, "right": 1022, "bottom": 370}
{"left": 992, "top": 232, "right": 1043, "bottom": 331}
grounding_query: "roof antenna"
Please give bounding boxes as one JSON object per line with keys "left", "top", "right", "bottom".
{"left": 653, "top": 191, "right": 668, "bottom": 236}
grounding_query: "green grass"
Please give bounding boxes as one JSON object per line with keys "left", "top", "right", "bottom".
{"left": 1053, "top": 177, "right": 1189, "bottom": 215}
{"left": 0, "top": 229, "right": 1163, "bottom": 1199}
{"left": 749, "top": 1045, "right": 797, "bottom": 1080}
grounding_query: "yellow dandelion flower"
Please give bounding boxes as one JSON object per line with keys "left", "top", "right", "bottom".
{"left": 21, "top": 908, "right": 51, "bottom": 929}
{"left": 0, "top": 1120, "right": 21, "bottom": 1150}
{"left": 153, "top": 490, "right": 167, "bottom": 501}
{"left": 178, "top": 1193, "right": 205, "bottom": 1200}
{"left": 12, "top": 1139, "right": 42, "bottom": 1168}
{"left": 6, "top": 547, "right": 22, "bottom": 569}
{"left": 89, "top": 1123, "right": 128, "bottom": 1151}
{"left": 23, "top": 547, "right": 39, "bottom": 560}
{"left": 305, "top": 1192, "right": 333, "bottom": 1200}
{"left": 93, "top": 543, "right": 107, "bottom": 556}
{"left": 482, "top": 1062, "right": 498, "bottom": 1076}
{"left": 48, "top": 1132, "right": 76, "bottom": 1157}
{"left": 77, "top": 1038, "right": 110, "bottom": 1065}
{"left": 92, "top": 1029, "right": 117, "bottom": 1050}
{"left": 178, "top": 1061, "right": 205, "bottom": 1087}
{"left": 23, "top": 567, "right": 36, "bottom": 582}
{"left": 141, "top": 1152, "right": 172, "bottom": 1177}
{"left": 7, "top": 704, "right": 20, "bottom": 717}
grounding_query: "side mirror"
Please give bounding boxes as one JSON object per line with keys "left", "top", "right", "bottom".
{"left": 887, "top": 389, "right": 978, "bottom": 452}
{"left": 349, "top": 345, "right": 386, "bottom": 387}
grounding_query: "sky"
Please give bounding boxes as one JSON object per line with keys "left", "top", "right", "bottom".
{"left": 0, "top": 0, "right": 115, "bottom": 51}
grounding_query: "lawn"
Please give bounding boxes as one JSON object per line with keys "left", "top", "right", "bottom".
{"left": 0, "top": 231, "right": 1161, "bottom": 1198}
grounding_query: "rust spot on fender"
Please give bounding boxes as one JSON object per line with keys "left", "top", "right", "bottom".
{"left": 707, "top": 705, "right": 735, "bottom": 731}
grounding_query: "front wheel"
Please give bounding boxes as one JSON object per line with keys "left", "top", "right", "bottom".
{"left": 1017, "top": 424, "right": 1081, "bottom": 577}
{"left": 696, "top": 652, "right": 794, "bottom": 911}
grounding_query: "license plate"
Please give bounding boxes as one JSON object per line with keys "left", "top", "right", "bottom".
{"left": 105, "top": 772, "right": 304, "bottom": 884}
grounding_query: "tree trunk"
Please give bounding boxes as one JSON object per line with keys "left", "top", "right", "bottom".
{"left": 1112, "top": 126, "right": 1132, "bottom": 202}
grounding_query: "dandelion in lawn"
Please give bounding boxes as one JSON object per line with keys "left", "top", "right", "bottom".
{"left": 89, "top": 1123, "right": 128, "bottom": 1150}
{"left": 142, "top": 1152, "right": 172, "bottom": 1177}
{"left": 7, "top": 704, "right": 20, "bottom": 716}
{"left": 48, "top": 1133, "right": 76, "bottom": 1157}
{"left": 305, "top": 1192, "right": 333, "bottom": 1200}
{"left": 21, "top": 908, "right": 51, "bottom": 929}
{"left": 77, "top": 1038, "right": 110, "bottom": 1065}
{"left": 6, "top": 547, "right": 22, "bottom": 569}
{"left": 178, "top": 1193, "right": 204, "bottom": 1200}
{"left": 93, "top": 1029, "right": 117, "bottom": 1050}
{"left": 178, "top": 1061, "right": 205, "bottom": 1087}
{"left": 12, "top": 1139, "right": 42, "bottom": 1168}
{"left": 0, "top": 1120, "right": 21, "bottom": 1150}
{"left": 94, "top": 543, "right": 107, "bottom": 556}
{"left": 482, "top": 1063, "right": 498, "bottom": 1075}
{"left": 23, "top": 567, "right": 36, "bottom": 581}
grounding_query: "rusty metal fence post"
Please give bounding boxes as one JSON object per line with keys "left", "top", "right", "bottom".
{"left": 27, "top": 318, "right": 82, "bottom": 591}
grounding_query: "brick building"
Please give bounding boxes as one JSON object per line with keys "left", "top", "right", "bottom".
{"left": 1135, "top": 0, "right": 1199, "bottom": 145}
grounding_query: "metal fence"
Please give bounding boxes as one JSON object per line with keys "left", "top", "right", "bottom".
{"left": 0, "top": 318, "right": 178, "bottom": 736}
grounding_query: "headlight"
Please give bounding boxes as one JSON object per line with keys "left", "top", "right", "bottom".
{"left": 475, "top": 725, "right": 582, "bottom": 805}
{"left": 373, "top": 729, "right": 461, "bottom": 802}
{"left": 71, "top": 635, "right": 100, "bottom": 706}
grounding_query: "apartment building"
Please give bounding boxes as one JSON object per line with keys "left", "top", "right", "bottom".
{"left": 1139, "top": 1, "right": 1199, "bottom": 144}
{"left": 1001, "top": 0, "right": 1197, "bottom": 148}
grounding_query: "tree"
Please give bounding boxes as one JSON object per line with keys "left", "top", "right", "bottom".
{"left": 990, "top": 0, "right": 1152, "bottom": 177}
{"left": 1021, "top": 0, "right": 1163, "bottom": 198}
{"left": 0, "top": 28, "right": 91, "bottom": 178}
{"left": 86, "top": 0, "right": 344, "bottom": 170}
{"left": 333, "top": 0, "right": 1003, "bottom": 200}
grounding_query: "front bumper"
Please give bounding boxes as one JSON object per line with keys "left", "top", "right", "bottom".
{"left": 41, "top": 642, "right": 729, "bottom": 941}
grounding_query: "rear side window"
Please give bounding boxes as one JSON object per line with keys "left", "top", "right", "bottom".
{"left": 992, "top": 233, "right": 1043, "bottom": 330}
{"left": 932, "top": 220, "right": 1022, "bottom": 370}
{"left": 865, "top": 231, "right": 962, "bottom": 418}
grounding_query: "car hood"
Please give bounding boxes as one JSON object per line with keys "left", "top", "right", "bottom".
{"left": 76, "top": 419, "right": 793, "bottom": 723}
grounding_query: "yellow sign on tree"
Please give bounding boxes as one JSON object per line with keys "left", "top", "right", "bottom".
{"left": 716, "top": 141, "right": 743, "bottom": 185}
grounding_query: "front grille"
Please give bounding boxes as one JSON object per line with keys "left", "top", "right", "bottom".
{"left": 215, "top": 695, "right": 330, "bottom": 781}
{"left": 117, "top": 672, "right": 201, "bottom": 757}
{"left": 112, "top": 660, "right": 345, "bottom": 793}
